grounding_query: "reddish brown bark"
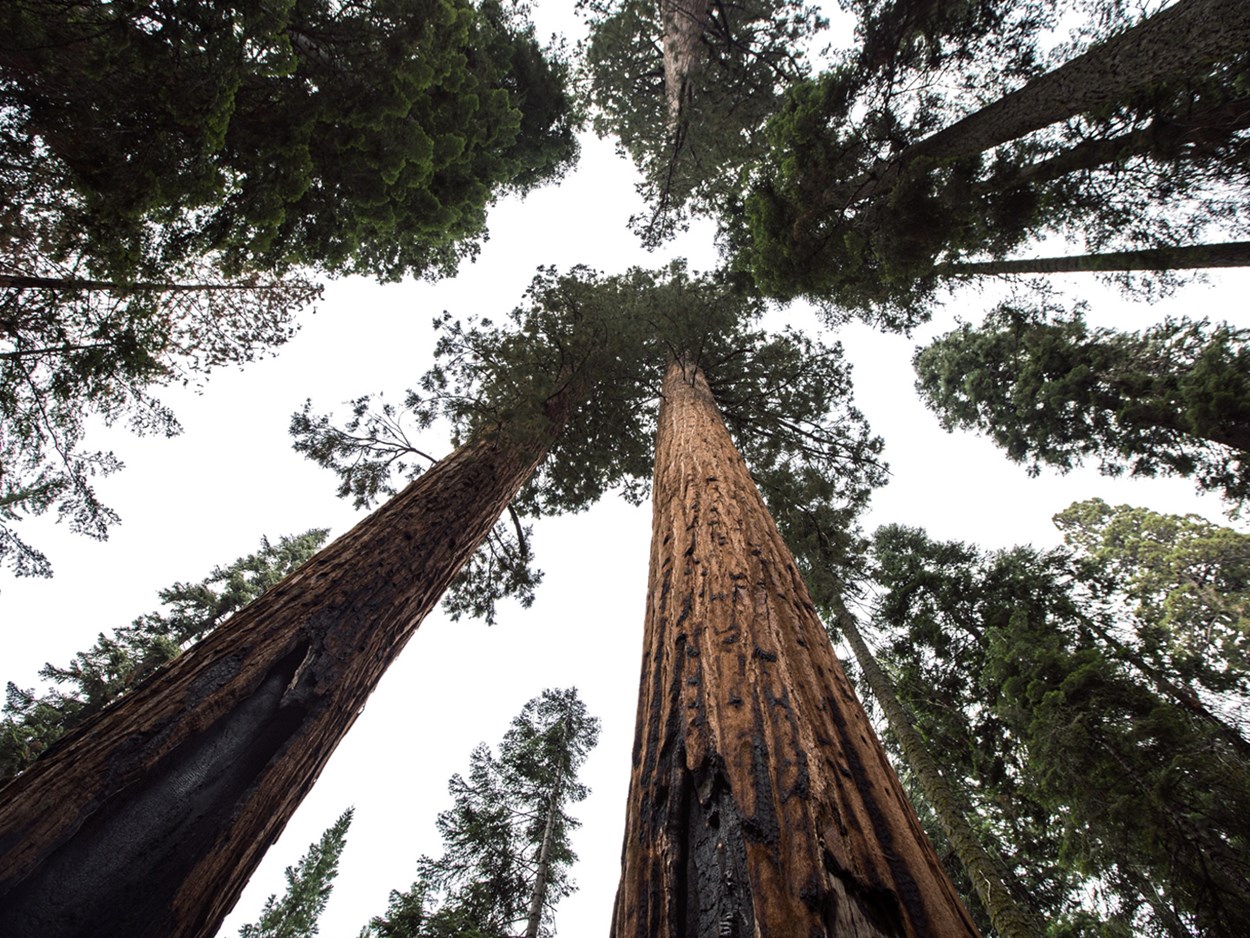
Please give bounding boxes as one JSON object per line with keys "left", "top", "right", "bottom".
{"left": 0, "top": 422, "right": 561, "bottom": 938}
{"left": 611, "top": 361, "right": 978, "bottom": 938}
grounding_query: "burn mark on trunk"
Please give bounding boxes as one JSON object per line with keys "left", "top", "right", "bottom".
{"left": 682, "top": 759, "right": 754, "bottom": 938}
{"left": 0, "top": 643, "right": 311, "bottom": 938}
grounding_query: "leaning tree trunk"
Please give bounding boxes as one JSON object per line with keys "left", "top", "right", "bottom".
{"left": 0, "top": 413, "right": 568, "bottom": 938}
{"left": 990, "top": 96, "right": 1250, "bottom": 192}
{"left": 938, "top": 241, "right": 1250, "bottom": 277}
{"left": 524, "top": 716, "right": 567, "bottom": 938}
{"left": 610, "top": 360, "right": 978, "bottom": 937}
{"left": 829, "top": 600, "right": 1044, "bottom": 938}
{"left": 819, "top": 0, "right": 1250, "bottom": 212}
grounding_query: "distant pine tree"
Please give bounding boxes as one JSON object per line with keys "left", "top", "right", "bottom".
{"left": 239, "top": 809, "right": 353, "bottom": 938}
{"left": 362, "top": 688, "right": 600, "bottom": 938}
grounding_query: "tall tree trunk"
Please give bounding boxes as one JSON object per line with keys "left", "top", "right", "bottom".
{"left": 938, "top": 241, "right": 1250, "bottom": 277}
{"left": 524, "top": 718, "right": 567, "bottom": 938}
{"left": 0, "top": 414, "right": 568, "bottom": 938}
{"left": 829, "top": 600, "right": 1045, "bottom": 938}
{"left": 661, "top": 0, "right": 711, "bottom": 134}
{"left": 817, "top": 0, "right": 1250, "bottom": 213}
{"left": 610, "top": 360, "right": 978, "bottom": 937}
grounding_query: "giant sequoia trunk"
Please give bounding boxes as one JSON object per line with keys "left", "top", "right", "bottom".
{"left": 0, "top": 416, "right": 566, "bottom": 938}
{"left": 821, "top": 0, "right": 1250, "bottom": 211}
{"left": 829, "top": 601, "right": 1043, "bottom": 938}
{"left": 610, "top": 361, "right": 978, "bottom": 937}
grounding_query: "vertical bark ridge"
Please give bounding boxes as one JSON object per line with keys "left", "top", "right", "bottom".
{"left": 0, "top": 420, "right": 561, "bottom": 938}
{"left": 611, "top": 360, "right": 978, "bottom": 937}
{"left": 832, "top": 600, "right": 1045, "bottom": 938}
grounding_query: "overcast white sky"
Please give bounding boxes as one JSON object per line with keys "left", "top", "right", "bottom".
{"left": 1, "top": 2, "right": 1248, "bottom": 936}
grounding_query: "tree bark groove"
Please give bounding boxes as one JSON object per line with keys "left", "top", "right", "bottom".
{"left": 0, "top": 422, "right": 560, "bottom": 938}
{"left": 832, "top": 601, "right": 1043, "bottom": 938}
{"left": 611, "top": 360, "right": 978, "bottom": 938}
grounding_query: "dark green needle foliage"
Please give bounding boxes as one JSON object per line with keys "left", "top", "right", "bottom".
{"left": 292, "top": 262, "right": 885, "bottom": 623}
{"left": 238, "top": 808, "right": 354, "bottom": 938}
{"left": 914, "top": 296, "right": 1250, "bottom": 503}
{"left": 0, "top": 0, "right": 579, "bottom": 280}
{"left": 582, "top": 0, "right": 826, "bottom": 243}
{"left": 0, "top": 529, "right": 328, "bottom": 784}
{"left": 1055, "top": 498, "right": 1250, "bottom": 711}
{"left": 869, "top": 522, "right": 1250, "bottom": 936}
{"left": 361, "top": 688, "right": 599, "bottom": 938}
{"left": 731, "top": 0, "right": 1250, "bottom": 323}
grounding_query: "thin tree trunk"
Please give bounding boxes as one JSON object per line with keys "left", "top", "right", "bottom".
{"left": 524, "top": 717, "right": 567, "bottom": 938}
{"left": 938, "top": 241, "right": 1250, "bottom": 277}
{"left": 611, "top": 360, "right": 978, "bottom": 937}
{"left": 815, "top": 0, "right": 1250, "bottom": 215}
{"left": 0, "top": 413, "right": 569, "bottom": 938}
{"left": 1076, "top": 612, "right": 1250, "bottom": 761}
{"left": 0, "top": 273, "right": 287, "bottom": 292}
{"left": 830, "top": 600, "right": 1044, "bottom": 938}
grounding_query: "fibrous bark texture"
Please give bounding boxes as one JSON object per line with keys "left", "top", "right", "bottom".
{"left": 831, "top": 602, "right": 1042, "bottom": 938}
{"left": 0, "top": 426, "right": 556, "bottom": 938}
{"left": 611, "top": 361, "right": 978, "bottom": 938}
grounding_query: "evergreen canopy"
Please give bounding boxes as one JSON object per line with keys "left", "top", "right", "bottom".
{"left": 0, "top": 0, "right": 580, "bottom": 280}
{"left": 293, "top": 263, "right": 886, "bottom": 622}
{"left": 913, "top": 298, "right": 1250, "bottom": 503}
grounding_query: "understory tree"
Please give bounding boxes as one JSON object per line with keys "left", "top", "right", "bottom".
{"left": 914, "top": 300, "right": 1250, "bottom": 503}
{"left": 363, "top": 687, "right": 599, "bottom": 938}
{"left": 0, "top": 529, "right": 328, "bottom": 784}
{"left": 583, "top": 0, "right": 825, "bottom": 241}
{"left": 1055, "top": 497, "right": 1250, "bottom": 751}
{"left": 0, "top": 0, "right": 579, "bottom": 280}
{"left": 734, "top": 0, "right": 1250, "bottom": 325}
{"left": 237, "top": 809, "right": 354, "bottom": 938}
{"left": 869, "top": 522, "right": 1250, "bottom": 935}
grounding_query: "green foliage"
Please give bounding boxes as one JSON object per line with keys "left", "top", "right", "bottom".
{"left": 1055, "top": 498, "right": 1250, "bottom": 703}
{"left": 239, "top": 808, "right": 354, "bottom": 938}
{"left": 0, "top": 0, "right": 579, "bottom": 280}
{"left": 729, "top": 1, "right": 1250, "bottom": 320}
{"left": 582, "top": 0, "right": 826, "bottom": 243}
{"left": 869, "top": 522, "right": 1250, "bottom": 935}
{"left": 361, "top": 688, "right": 599, "bottom": 938}
{"left": 0, "top": 230, "right": 321, "bottom": 576}
{"left": 914, "top": 298, "right": 1250, "bottom": 502}
{"left": 293, "top": 263, "right": 885, "bottom": 623}
{"left": 0, "top": 529, "right": 328, "bottom": 783}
